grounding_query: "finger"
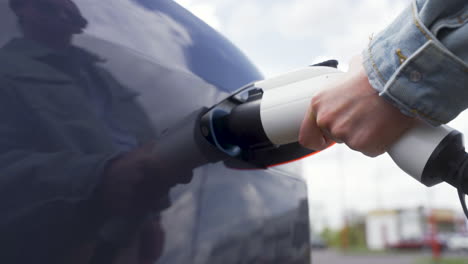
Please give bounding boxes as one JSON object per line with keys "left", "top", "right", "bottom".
{"left": 361, "top": 144, "right": 386, "bottom": 158}
{"left": 320, "top": 127, "right": 343, "bottom": 144}
{"left": 298, "top": 105, "right": 330, "bottom": 150}
{"left": 345, "top": 127, "right": 386, "bottom": 157}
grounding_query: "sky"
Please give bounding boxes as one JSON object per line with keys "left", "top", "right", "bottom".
{"left": 174, "top": 0, "right": 468, "bottom": 230}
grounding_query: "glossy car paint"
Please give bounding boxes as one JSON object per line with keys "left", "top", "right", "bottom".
{"left": 0, "top": 0, "right": 310, "bottom": 263}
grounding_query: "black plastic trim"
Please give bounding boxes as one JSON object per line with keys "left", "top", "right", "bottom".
{"left": 216, "top": 97, "right": 271, "bottom": 149}
{"left": 421, "top": 130, "right": 466, "bottom": 187}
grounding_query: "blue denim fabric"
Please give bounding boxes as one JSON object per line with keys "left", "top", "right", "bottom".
{"left": 362, "top": 0, "right": 468, "bottom": 125}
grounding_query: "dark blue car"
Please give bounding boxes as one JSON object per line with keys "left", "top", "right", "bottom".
{"left": 0, "top": 0, "right": 311, "bottom": 263}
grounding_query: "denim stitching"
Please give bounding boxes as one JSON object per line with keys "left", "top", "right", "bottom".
{"left": 396, "top": 49, "right": 408, "bottom": 64}
{"left": 410, "top": 109, "right": 443, "bottom": 123}
{"left": 412, "top": 2, "right": 432, "bottom": 41}
{"left": 367, "top": 34, "right": 387, "bottom": 84}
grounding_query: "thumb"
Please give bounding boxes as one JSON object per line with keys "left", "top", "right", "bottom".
{"left": 298, "top": 104, "right": 331, "bottom": 150}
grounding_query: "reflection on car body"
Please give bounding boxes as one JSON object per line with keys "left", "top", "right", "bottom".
{"left": 208, "top": 199, "right": 310, "bottom": 263}
{"left": 0, "top": 0, "right": 311, "bottom": 263}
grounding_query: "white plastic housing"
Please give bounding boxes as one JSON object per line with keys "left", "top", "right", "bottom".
{"left": 257, "top": 67, "right": 344, "bottom": 145}
{"left": 387, "top": 123, "right": 453, "bottom": 181}
{"left": 255, "top": 66, "right": 455, "bottom": 183}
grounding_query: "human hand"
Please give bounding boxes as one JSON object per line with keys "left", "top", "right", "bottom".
{"left": 298, "top": 55, "right": 416, "bottom": 157}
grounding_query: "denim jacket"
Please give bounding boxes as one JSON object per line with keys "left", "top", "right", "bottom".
{"left": 362, "top": 0, "right": 468, "bottom": 125}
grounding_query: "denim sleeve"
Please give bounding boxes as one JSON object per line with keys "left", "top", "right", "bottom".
{"left": 362, "top": 0, "right": 468, "bottom": 125}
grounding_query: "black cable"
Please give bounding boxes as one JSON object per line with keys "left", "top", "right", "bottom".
{"left": 457, "top": 158, "right": 468, "bottom": 220}
{"left": 458, "top": 189, "right": 468, "bottom": 220}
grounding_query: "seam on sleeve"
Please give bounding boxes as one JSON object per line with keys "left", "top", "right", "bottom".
{"left": 384, "top": 40, "right": 468, "bottom": 125}
{"left": 409, "top": 109, "right": 443, "bottom": 124}
{"left": 383, "top": 90, "right": 444, "bottom": 124}
{"left": 367, "top": 34, "right": 387, "bottom": 85}
{"left": 396, "top": 49, "right": 408, "bottom": 64}
{"left": 412, "top": 1, "right": 432, "bottom": 41}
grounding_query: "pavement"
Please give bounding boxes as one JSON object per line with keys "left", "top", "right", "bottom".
{"left": 311, "top": 249, "right": 420, "bottom": 264}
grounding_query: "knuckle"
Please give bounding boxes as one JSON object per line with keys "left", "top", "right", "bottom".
{"left": 364, "top": 149, "right": 385, "bottom": 158}
{"left": 330, "top": 123, "right": 348, "bottom": 141}
{"left": 346, "top": 133, "right": 386, "bottom": 157}
{"left": 316, "top": 112, "right": 332, "bottom": 130}
{"left": 364, "top": 151, "right": 378, "bottom": 158}
{"left": 310, "top": 101, "right": 320, "bottom": 116}
{"left": 315, "top": 118, "right": 328, "bottom": 131}
{"left": 311, "top": 94, "right": 326, "bottom": 113}
{"left": 347, "top": 137, "right": 366, "bottom": 152}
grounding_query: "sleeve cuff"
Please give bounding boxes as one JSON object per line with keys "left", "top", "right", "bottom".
{"left": 362, "top": 0, "right": 468, "bottom": 125}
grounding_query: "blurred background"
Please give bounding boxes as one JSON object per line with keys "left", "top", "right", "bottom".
{"left": 175, "top": 0, "right": 468, "bottom": 263}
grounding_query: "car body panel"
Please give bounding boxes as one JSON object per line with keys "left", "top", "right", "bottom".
{"left": 0, "top": 0, "right": 311, "bottom": 263}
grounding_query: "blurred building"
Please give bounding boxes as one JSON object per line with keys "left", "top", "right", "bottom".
{"left": 366, "top": 207, "right": 467, "bottom": 250}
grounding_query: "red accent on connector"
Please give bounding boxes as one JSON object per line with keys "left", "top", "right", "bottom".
{"left": 267, "top": 142, "right": 336, "bottom": 168}
{"left": 228, "top": 143, "right": 336, "bottom": 171}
